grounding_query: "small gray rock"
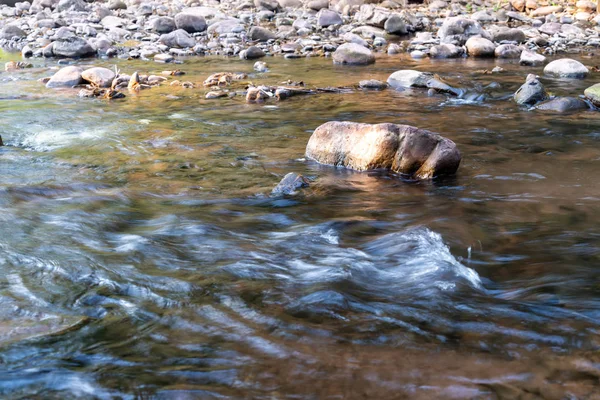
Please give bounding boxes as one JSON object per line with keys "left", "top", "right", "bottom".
{"left": 494, "top": 44, "right": 522, "bottom": 58}
{"left": 514, "top": 74, "right": 548, "bottom": 105}
{"left": 538, "top": 22, "right": 561, "bottom": 35}
{"left": 318, "top": 9, "right": 342, "bottom": 27}
{"left": 249, "top": 26, "right": 276, "bottom": 41}
{"left": 359, "top": 79, "right": 387, "bottom": 89}
{"left": 207, "top": 19, "right": 244, "bottom": 34}
{"left": 384, "top": 14, "right": 407, "bottom": 35}
{"left": 520, "top": 49, "right": 546, "bottom": 66}
{"left": 56, "top": 0, "right": 87, "bottom": 12}
{"left": 387, "top": 70, "right": 462, "bottom": 96}
{"left": 174, "top": 13, "right": 207, "bottom": 33}
{"left": 254, "top": 61, "right": 268, "bottom": 72}
{"left": 535, "top": 97, "right": 589, "bottom": 112}
{"left": 53, "top": 37, "right": 96, "bottom": 58}
{"left": 154, "top": 53, "right": 174, "bottom": 63}
{"left": 152, "top": 16, "right": 176, "bottom": 34}
{"left": 308, "top": 0, "right": 328, "bottom": 11}
{"left": 159, "top": 29, "right": 195, "bottom": 48}
{"left": 488, "top": 26, "right": 526, "bottom": 42}
{"left": 107, "top": 0, "right": 126, "bottom": 10}
{"left": 437, "top": 17, "right": 488, "bottom": 45}
{"left": 271, "top": 172, "right": 310, "bottom": 196}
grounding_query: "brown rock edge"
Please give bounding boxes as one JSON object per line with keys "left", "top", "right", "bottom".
{"left": 305, "top": 121, "right": 461, "bottom": 179}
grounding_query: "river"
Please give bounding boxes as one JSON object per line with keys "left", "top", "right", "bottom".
{"left": 1, "top": 52, "right": 600, "bottom": 398}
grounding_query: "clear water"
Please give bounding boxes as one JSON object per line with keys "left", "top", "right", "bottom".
{"left": 1, "top": 50, "right": 600, "bottom": 398}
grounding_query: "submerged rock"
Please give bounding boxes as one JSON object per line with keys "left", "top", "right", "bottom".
{"left": 543, "top": 58, "right": 589, "bottom": 79}
{"left": 305, "top": 121, "right": 461, "bottom": 179}
{"left": 359, "top": 79, "right": 387, "bottom": 90}
{"left": 430, "top": 43, "right": 464, "bottom": 59}
{"left": 332, "top": 43, "right": 375, "bottom": 65}
{"left": 46, "top": 66, "right": 84, "bottom": 88}
{"left": 174, "top": 13, "right": 207, "bottom": 33}
{"left": 271, "top": 172, "right": 310, "bottom": 196}
{"left": 254, "top": 61, "right": 268, "bottom": 72}
{"left": 535, "top": 97, "right": 589, "bottom": 112}
{"left": 387, "top": 70, "right": 462, "bottom": 96}
{"left": 318, "top": 9, "right": 343, "bottom": 27}
{"left": 514, "top": 74, "right": 548, "bottom": 106}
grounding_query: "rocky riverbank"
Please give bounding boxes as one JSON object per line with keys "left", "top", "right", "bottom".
{"left": 0, "top": 0, "right": 600, "bottom": 64}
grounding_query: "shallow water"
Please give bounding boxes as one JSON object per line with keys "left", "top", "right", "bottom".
{"left": 1, "top": 51, "right": 600, "bottom": 398}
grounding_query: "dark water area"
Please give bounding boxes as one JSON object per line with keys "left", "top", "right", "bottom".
{"left": 1, "top": 51, "right": 600, "bottom": 398}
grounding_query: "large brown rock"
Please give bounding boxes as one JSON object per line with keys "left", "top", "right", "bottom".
{"left": 81, "top": 67, "right": 115, "bottom": 88}
{"left": 305, "top": 121, "right": 461, "bottom": 179}
{"left": 465, "top": 36, "right": 496, "bottom": 57}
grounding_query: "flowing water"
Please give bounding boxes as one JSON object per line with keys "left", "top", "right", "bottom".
{"left": 1, "top": 50, "right": 600, "bottom": 399}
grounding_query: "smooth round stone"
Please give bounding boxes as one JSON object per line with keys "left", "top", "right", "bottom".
{"left": 332, "top": 43, "right": 375, "bottom": 65}
{"left": 46, "top": 66, "right": 84, "bottom": 88}
{"left": 465, "top": 36, "right": 496, "bottom": 57}
{"left": 543, "top": 58, "right": 588, "bottom": 78}
{"left": 81, "top": 67, "right": 115, "bottom": 88}
{"left": 584, "top": 83, "right": 600, "bottom": 105}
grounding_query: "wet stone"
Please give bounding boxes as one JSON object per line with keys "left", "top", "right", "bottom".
{"left": 520, "top": 49, "right": 546, "bottom": 66}
{"left": 584, "top": 83, "right": 600, "bottom": 106}
{"left": 535, "top": 97, "right": 589, "bottom": 112}
{"left": 332, "top": 43, "right": 375, "bottom": 65}
{"left": 271, "top": 172, "right": 310, "bottom": 196}
{"left": 46, "top": 66, "right": 84, "bottom": 88}
{"left": 544, "top": 58, "right": 589, "bottom": 79}
{"left": 359, "top": 79, "right": 388, "bottom": 90}
{"left": 154, "top": 53, "right": 174, "bottom": 63}
{"left": 514, "top": 74, "right": 548, "bottom": 106}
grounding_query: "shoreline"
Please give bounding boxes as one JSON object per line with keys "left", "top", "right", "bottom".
{"left": 0, "top": 0, "right": 598, "bottom": 64}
